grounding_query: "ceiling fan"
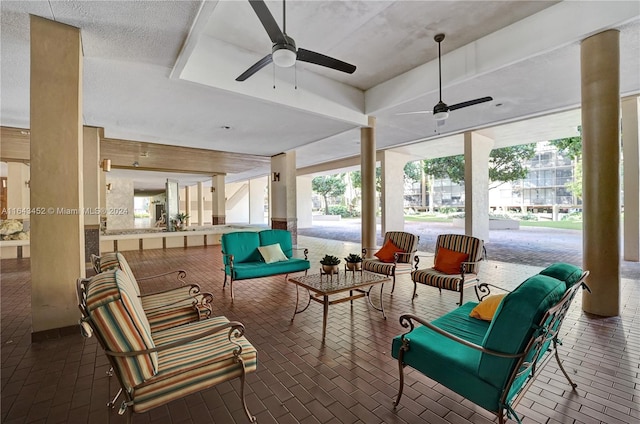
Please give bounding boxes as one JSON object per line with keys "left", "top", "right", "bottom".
{"left": 236, "top": 0, "right": 356, "bottom": 82}
{"left": 399, "top": 33, "right": 493, "bottom": 121}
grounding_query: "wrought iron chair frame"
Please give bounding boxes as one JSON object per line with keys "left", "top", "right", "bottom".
{"left": 77, "top": 277, "right": 256, "bottom": 423}
{"left": 394, "top": 271, "right": 590, "bottom": 424}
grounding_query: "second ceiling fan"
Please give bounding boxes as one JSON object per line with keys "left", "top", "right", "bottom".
{"left": 236, "top": 0, "right": 356, "bottom": 82}
{"left": 400, "top": 33, "right": 493, "bottom": 122}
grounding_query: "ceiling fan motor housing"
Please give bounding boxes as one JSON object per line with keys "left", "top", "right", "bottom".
{"left": 272, "top": 35, "right": 297, "bottom": 67}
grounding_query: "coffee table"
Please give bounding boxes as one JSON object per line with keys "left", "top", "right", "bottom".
{"left": 288, "top": 271, "right": 390, "bottom": 341}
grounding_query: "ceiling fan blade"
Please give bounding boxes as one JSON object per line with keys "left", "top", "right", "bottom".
{"left": 396, "top": 110, "right": 432, "bottom": 116}
{"left": 448, "top": 96, "right": 493, "bottom": 111}
{"left": 236, "top": 54, "right": 273, "bottom": 81}
{"left": 297, "top": 48, "right": 356, "bottom": 74}
{"left": 248, "top": 0, "right": 286, "bottom": 44}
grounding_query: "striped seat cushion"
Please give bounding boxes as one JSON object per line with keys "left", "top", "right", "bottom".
{"left": 132, "top": 316, "right": 258, "bottom": 413}
{"left": 362, "top": 260, "right": 395, "bottom": 276}
{"left": 86, "top": 269, "right": 158, "bottom": 387}
{"left": 411, "top": 268, "right": 476, "bottom": 291}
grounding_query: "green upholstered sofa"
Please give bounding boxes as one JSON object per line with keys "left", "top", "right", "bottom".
{"left": 91, "top": 252, "right": 213, "bottom": 332}
{"left": 221, "top": 229, "right": 310, "bottom": 300}
{"left": 392, "top": 263, "right": 589, "bottom": 424}
{"left": 77, "top": 268, "right": 257, "bottom": 422}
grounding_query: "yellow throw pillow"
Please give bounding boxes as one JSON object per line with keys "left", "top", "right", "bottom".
{"left": 258, "top": 243, "right": 289, "bottom": 264}
{"left": 469, "top": 294, "right": 506, "bottom": 321}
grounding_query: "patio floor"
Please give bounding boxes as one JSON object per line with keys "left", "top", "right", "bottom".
{"left": 1, "top": 235, "right": 639, "bottom": 423}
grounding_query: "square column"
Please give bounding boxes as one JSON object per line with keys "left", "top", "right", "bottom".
{"left": 211, "top": 175, "right": 226, "bottom": 225}
{"left": 249, "top": 176, "right": 268, "bottom": 225}
{"left": 361, "top": 117, "right": 377, "bottom": 256}
{"left": 271, "top": 152, "right": 297, "bottom": 242}
{"left": 380, "top": 150, "right": 411, "bottom": 234}
{"left": 30, "top": 16, "right": 85, "bottom": 338}
{"left": 83, "top": 126, "right": 101, "bottom": 259}
{"left": 184, "top": 185, "right": 192, "bottom": 226}
{"left": 464, "top": 132, "right": 494, "bottom": 241}
{"left": 197, "top": 182, "right": 204, "bottom": 226}
{"left": 622, "top": 96, "right": 639, "bottom": 262}
{"left": 296, "top": 175, "right": 313, "bottom": 229}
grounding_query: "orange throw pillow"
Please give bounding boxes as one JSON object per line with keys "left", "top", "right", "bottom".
{"left": 433, "top": 247, "right": 469, "bottom": 274}
{"left": 374, "top": 239, "right": 404, "bottom": 263}
{"left": 469, "top": 294, "right": 506, "bottom": 321}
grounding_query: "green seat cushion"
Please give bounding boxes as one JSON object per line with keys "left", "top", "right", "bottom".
{"left": 231, "top": 258, "right": 310, "bottom": 280}
{"left": 391, "top": 303, "right": 501, "bottom": 412}
{"left": 539, "top": 262, "right": 583, "bottom": 288}
{"left": 221, "top": 232, "right": 261, "bottom": 267}
{"left": 259, "top": 229, "right": 293, "bottom": 258}
{"left": 479, "top": 274, "right": 565, "bottom": 390}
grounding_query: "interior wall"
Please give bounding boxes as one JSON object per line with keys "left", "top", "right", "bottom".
{"left": 105, "top": 177, "right": 134, "bottom": 230}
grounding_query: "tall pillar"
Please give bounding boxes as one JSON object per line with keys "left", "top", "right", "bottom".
{"left": 622, "top": 96, "right": 639, "bottom": 262}
{"left": 197, "top": 182, "right": 204, "bottom": 226}
{"left": 249, "top": 176, "right": 268, "bottom": 225}
{"left": 296, "top": 175, "right": 313, "bottom": 229}
{"left": 83, "top": 126, "right": 101, "bottom": 259}
{"left": 30, "top": 16, "right": 85, "bottom": 339}
{"left": 380, "top": 150, "right": 409, "bottom": 234}
{"left": 211, "top": 175, "right": 226, "bottom": 225}
{"left": 581, "top": 30, "right": 620, "bottom": 316}
{"left": 270, "top": 152, "right": 297, "bottom": 243}
{"left": 464, "top": 132, "right": 494, "bottom": 241}
{"left": 361, "top": 117, "right": 377, "bottom": 255}
{"left": 6, "top": 162, "right": 30, "bottom": 221}
{"left": 184, "top": 185, "right": 192, "bottom": 226}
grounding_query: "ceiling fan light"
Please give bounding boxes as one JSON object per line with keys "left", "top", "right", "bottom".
{"left": 433, "top": 111, "right": 449, "bottom": 121}
{"left": 272, "top": 48, "right": 297, "bottom": 68}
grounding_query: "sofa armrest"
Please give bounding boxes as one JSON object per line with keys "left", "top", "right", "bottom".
{"left": 397, "top": 313, "right": 523, "bottom": 359}
{"left": 105, "top": 321, "right": 247, "bottom": 357}
{"left": 293, "top": 247, "right": 309, "bottom": 260}
{"left": 222, "top": 253, "right": 235, "bottom": 275}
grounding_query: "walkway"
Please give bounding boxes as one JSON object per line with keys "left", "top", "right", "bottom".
{"left": 299, "top": 219, "right": 640, "bottom": 280}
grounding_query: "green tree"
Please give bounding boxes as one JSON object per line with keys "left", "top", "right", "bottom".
{"left": 350, "top": 168, "right": 382, "bottom": 192}
{"left": 422, "top": 144, "right": 536, "bottom": 186}
{"left": 549, "top": 127, "right": 583, "bottom": 199}
{"left": 548, "top": 126, "right": 582, "bottom": 159}
{"left": 404, "top": 161, "right": 423, "bottom": 184}
{"left": 312, "top": 174, "right": 346, "bottom": 215}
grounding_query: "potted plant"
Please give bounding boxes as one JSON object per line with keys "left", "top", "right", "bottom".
{"left": 174, "top": 213, "right": 190, "bottom": 231}
{"left": 320, "top": 254, "right": 341, "bottom": 274}
{"left": 344, "top": 253, "right": 363, "bottom": 271}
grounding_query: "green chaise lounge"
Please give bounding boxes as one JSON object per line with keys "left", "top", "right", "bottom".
{"left": 392, "top": 263, "right": 589, "bottom": 424}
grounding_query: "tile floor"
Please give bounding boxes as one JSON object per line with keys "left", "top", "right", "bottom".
{"left": 1, "top": 236, "right": 639, "bottom": 423}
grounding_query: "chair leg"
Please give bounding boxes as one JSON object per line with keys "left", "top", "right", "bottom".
{"left": 223, "top": 273, "right": 228, "bottom": 288}
{"left": 230, "top": 278, "right": 235, "bottom": 301}
{"left": 237, "top": 357, "right": 256, "bottom": 422}
{"left": 393, "top": 347, "right": 408, "bottom": 408}
{"left": 390, "top": 274, "right": 396, "bottom": 294}
{"left": 412, "top": 282, "right": 418, "bottom": 301}
{"left": 458, "top": 284, "right": 464, "bottom": 306}
{"left": 553, "top": 339, "right": 578, "bottom": 389}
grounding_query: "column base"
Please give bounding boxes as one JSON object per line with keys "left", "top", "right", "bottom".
{"left": 212, "top": 215, "right": 226, "bottom": 225}
{"left": 84, "top": 225, "right": 100, "bottom": 262}
{"left": 271, "top": 218, "right": 298, "bottom": 244}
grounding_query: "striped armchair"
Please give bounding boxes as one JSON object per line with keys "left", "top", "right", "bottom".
{"left": 411, "top": 234, "right": 485, "bottom": 305}
{"left": 77, "top": 269, "right": 257, "bottom": 422}
{"left": 92, "top": 252, "right": 213, "bottom": 332}
{"left": 362, "top": 231, "right": 419, "bottom": 293}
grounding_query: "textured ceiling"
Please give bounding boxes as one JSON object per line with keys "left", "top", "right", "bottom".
{"left": 1, "top": 0, "right": 639, "bottom": 189}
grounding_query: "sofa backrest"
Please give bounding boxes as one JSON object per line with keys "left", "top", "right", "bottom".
{"left": 435, "top": 234, "right": 484, "bottom": 273}
{"left": 221, "top": 231, "right": 262, "bottom": 265}
{"left": 96, "top": 252, "right": 141, "bottom": 296}
{"left": 85, "top": 268, "right": 158, "bottom": 388}
{"left": 478, "top": 273, "right": 565, "bottom": 388}
{"left": 259, "top": 229, "right": 293, "bottom": 258}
